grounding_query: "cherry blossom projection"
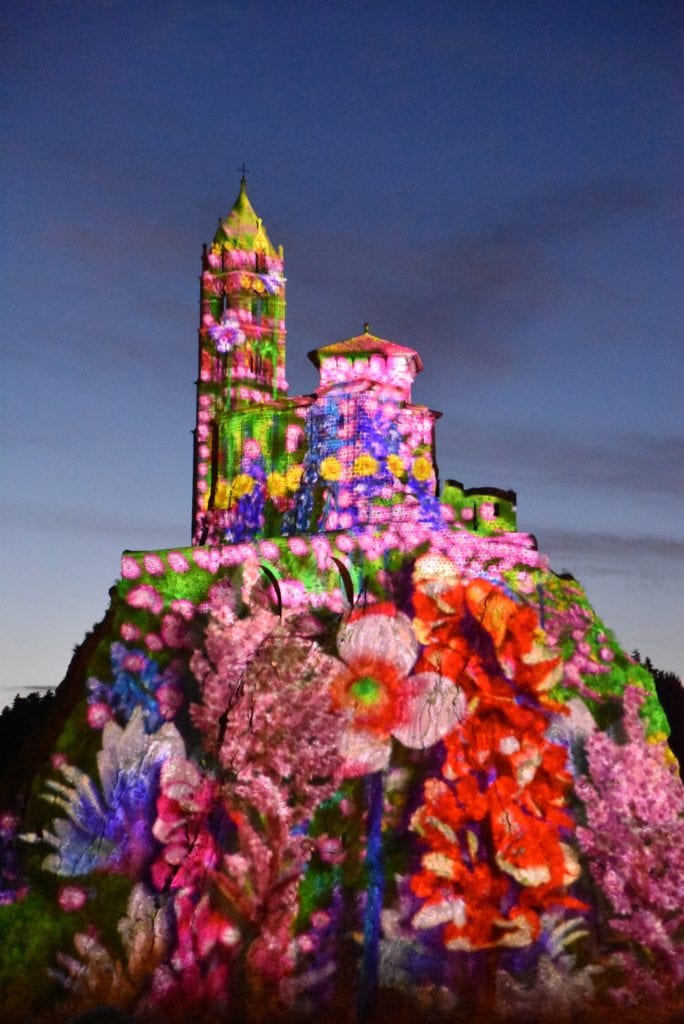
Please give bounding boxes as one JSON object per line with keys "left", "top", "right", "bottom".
{"left": 1, "top": 185, "right": 681, "bottom": 1024}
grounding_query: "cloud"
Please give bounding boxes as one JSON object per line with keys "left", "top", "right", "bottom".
{"left": 553, "top": 433, "right": 684, "bottom": 497}
{"left": 440, "top": 424, "right": 684, "bottom": 500}
{"left": 535, "top": 527, "right": 684, "bottom": 590}
{"left": 425, "top": 180, "right": 658, "bottom": 335}
{"left": 461, "top": 180, "right": 655, "bottom": 250}
{"left": 389, "top": 8, "right": 680, "bottom": 87}
{"left": 1, "top": 502, "right": 182, "bottom": 541}
{"left": 539, "top": 528, "right": 684, "bottom": 567}
{"left": 290, "top": 178, "right": 665, "bottom": 373}
{"left": 43, "top": 209, "right": 193, "bottom": 281}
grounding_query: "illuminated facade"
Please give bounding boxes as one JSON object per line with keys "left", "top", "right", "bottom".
{"left": 193, "top": 177, "right": 288, "bottom": 542}
{"left": 2, "top": 183, "right": 681, "bottom": 1024}
{"left": 193, "top": 181, "right": 514, "bottom": 547}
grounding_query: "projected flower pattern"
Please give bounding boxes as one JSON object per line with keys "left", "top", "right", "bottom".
{"left": 197, "top": 346, "right": 449, "bottom": 545}
{"left": 5, "top": 559, "right": 682, "bottom": 1023}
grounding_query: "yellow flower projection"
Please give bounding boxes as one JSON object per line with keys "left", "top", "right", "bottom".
{"left": 285, "top": 464, "right": 304, "bottom": 491}
{"left": 266, "top": 472, "right": 287, "bottom": 499}
{"left": 353, "top": 453, "right": 378, "bottom": 477}
{"left": 412, "top": 456, "right": 433, "bottom": 482}
{"left": 387, "top": 454, "right": 405, "bottom": 477}
{"left": 320, "top": 456, "right": 343, "bottom": 481}
{"left": 230, "top": 474, "right": 255, "bottom": 501}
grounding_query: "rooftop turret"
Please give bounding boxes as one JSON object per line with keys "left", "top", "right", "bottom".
{"left": 212, "top": 178, "right": 280, "bottom": 256}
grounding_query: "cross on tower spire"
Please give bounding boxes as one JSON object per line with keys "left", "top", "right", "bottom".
{"left": 238, "top": 161, "right": 249, "bottom": 187}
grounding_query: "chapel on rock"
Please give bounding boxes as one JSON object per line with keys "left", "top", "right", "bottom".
{"left": 191, "top": 177, "right": 517, "bottom": 548}
{"left": 1, "top": 179, "right": 678, "bottom": 1024}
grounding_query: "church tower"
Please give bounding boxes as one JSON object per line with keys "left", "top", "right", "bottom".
{"left": 191, "top": 190, "right": 515, "bottom": 548}
{"left": 192, "top": 177, "right": 287, "bottom": 544}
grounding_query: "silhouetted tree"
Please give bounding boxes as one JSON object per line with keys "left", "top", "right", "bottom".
{"left": 0, "top": 690, "right": 56, "bottom": 797}
{"left": 628, "top": 651, "right": 682, "bottom": 771}
{"left": 651, "top": 666, "right": 684, "bottom": 771}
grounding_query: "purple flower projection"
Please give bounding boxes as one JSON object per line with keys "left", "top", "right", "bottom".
{"left": 208, "top": 310, "right": 246, "bottom": 353}
{"left": 87, "top": 643, "right": 185, "bottom": 732}
{"left": 42, "top": 709, "right": 185, "bottom": 877}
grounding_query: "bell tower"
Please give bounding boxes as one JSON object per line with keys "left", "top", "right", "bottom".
{"left": 192, "top": 177, "right": 287, "bottom": 544}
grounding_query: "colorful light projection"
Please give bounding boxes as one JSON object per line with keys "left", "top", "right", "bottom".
{"left": 193, "top": 178, "right": 288, "bottom": 544}
{"left": 4, "top": 543, "right": 681, "bottom": 1023}
{"left": 193, "top": 181, "right": 462, "bottom": 548}
{"left": 1, "top": 186, "right": 682, "bottom": 1024}
{"left": 196, "top": 327, "right": 452, "bottom": 545}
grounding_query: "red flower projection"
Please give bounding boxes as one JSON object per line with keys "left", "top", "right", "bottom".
{"left": 409, "top": 558, "right": 585, "bottom": 951}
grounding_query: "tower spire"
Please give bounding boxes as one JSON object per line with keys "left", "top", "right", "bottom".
{"left": 192, "top": 183, "right": 288, "bottom": 544}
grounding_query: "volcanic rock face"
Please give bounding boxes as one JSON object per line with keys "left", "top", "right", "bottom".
{"left": 2, "top": 536, "right": 681, "bottom": 1023}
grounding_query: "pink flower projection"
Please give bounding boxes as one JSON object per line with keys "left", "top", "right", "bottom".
{"left": 331, "top": 603, "right": 465, "bottom": 776}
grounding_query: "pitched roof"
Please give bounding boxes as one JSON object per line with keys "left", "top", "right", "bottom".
{"left": 213, "top": 179, "right": 277, "bottom": 255}
{"left": 308, "top": 330, "right": 423, "bottom": 372}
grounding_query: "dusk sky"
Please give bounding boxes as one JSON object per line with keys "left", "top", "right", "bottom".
{"left": 2, "top": 0, "right": 682, "bottom": 711}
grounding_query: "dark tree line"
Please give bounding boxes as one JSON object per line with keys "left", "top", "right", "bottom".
{"left": 0, "top": 690, "right": 57, "bottom": 809}
{"left": 0, "top": 592, "right": 117, "bottom": 812}
{"left": 632, "top": 651, "right": 684, "bottom": 771}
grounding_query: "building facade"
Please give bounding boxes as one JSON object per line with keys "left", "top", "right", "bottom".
{"left": 193, "top": 181, "right": 515, "bottom": 547}
{"left": 3, "top": 183, "right": 678, "bottom": 1024}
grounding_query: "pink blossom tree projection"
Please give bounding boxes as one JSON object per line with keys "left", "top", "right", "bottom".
{"left": 0, "top": 184, "right": 682, "bottom": 1023}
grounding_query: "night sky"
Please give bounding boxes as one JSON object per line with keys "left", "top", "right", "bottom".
{"left": 2, "top": 0, "right": 682, "bottom": 711}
